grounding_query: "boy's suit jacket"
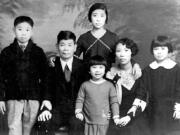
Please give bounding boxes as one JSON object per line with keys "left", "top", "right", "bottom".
{"left": 44, "top": 56, "right": 86, "bottom": 114}
{"left": 0, "top": 39, "right": 48, "bottom": 101}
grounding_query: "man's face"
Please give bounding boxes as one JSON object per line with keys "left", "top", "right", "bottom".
{"left": 57, "top": 39, "right": 76, "bottom": 61}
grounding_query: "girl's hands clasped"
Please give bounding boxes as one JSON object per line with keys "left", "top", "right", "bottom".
{"left": 76, "top": 112, "right": 84, "bottom": 121}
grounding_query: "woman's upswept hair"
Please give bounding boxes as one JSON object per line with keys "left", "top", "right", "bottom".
{"left": 115, "top": 38, "right": 139, "bottom": 56}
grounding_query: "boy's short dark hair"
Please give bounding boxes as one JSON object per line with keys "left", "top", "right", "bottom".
{"left": 14, "top": 16, "right": 34, "bottom": 27}
{"left": 57, "top": 30, "right": 76, "bottom": 44}
{"left": 88, "top": 3, "right": 108, "bottom": 23}
{"left": 115, "top": 38, "right": 139, "bottom": 56}
{"left": 150, "top": 35, "right": 173, "bottom": 54}
{"left": 88, "top": 55, "right": 108, "bottom": 71}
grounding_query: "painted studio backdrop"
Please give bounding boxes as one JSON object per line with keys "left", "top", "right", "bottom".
{"left": 1, "top": 0, "right": 180, "bottom": 68}
{"left": 0, "top": 0, "right": 180, "bottom": 133}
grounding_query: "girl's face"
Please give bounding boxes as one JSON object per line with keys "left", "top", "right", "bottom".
{"left": 115, "top": 43, "right": 132, "bottom": 65}
{"left": 153, "top": 46, "right": 169, "bottom": 62}
{"left": 91, "top": 9, "right": 106, "bottom": 29}
{"left": 90, "top": 65, "right": 105, "bottom": 81}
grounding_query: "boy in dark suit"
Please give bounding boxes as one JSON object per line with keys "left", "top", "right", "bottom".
{"left": 0, "top": 16, "right": 48, "bottom": 135}
{"left": 38, "top": 31, "right": 85, "bottom": 135}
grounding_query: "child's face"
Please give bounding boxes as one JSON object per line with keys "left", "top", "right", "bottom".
{"left": 91, "top": 9, "right": 106, "bottom": 29}
{"left": 90, "top": 65, "right": 105, "bottom": 81}
{"left": 153, "top": 46, "right": 169, "bottom": 62}
{"left": 13, "top": 22, "right": 33, "bottom": 44}
{"left": 58, "top": 39, "right": 76, "bottom": 61}
{"left": 115, "top": 43, "right": 132, "bottom": 65}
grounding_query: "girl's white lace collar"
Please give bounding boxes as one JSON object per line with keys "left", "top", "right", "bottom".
{"left": 149, "top": 59, "right": 176, "bottom": 69}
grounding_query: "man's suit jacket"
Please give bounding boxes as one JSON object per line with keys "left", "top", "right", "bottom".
{"left": 44, "top": 56, "right": 86, "bottom": 114}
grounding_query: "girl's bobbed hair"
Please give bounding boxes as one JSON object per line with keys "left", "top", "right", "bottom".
{"left": 88, "top": 55, "right": 108, "bottom": 71}
{"left": 88, "top": 3, "right": 108, "bottom": 23}
{"left": 115, "top": 38, "right": 139, "bottom": 57}
{"left": 150, "top": 35, "right": 173, "bottom": 54}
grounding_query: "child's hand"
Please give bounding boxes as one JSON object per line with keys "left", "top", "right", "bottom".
{"left": 114, "top": 118, "right": 120, "bottom": 125}
{"left": 173, "top": 103, "right": 180, "bottom": 119}
{"left": 76, "top": 113, "right": 84, "bottom": 121}
{"left": 38, "top": 110, "right": 52, "bottom": 121}
{"left": 0, "top": 101, "right": 6, "bottom": 115}
{"left": 127, "top": 105, "right": 138, "bottom": 117}
{"left": 119, "top": 115, "right": 131, "bottom": 127}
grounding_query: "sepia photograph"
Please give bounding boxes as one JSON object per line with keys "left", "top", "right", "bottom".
{"left": 0, "top": 0, "right": 180, "bottom": 135}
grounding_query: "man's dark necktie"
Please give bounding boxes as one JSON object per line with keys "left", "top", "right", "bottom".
{"left": 64, "top": 64, "right": 71, "bottom": 82}
{"left": 20, "top": 45, "right": 26, "bottom": 52}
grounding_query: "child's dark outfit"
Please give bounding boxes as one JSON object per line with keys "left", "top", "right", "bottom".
{"left": 0, "top": 38, "right": 48, "bottom": 135}
{"left": 75, "top": 30, "right": 119, "bottom": 65}
{"left": 76, "top": 80, "right": 119, "bottom": 135}
{"left": 137, "top": 60, "right": 180, "bottom": 135}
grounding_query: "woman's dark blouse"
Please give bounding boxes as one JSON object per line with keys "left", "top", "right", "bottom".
{"left": 120, "top": 81, "right": 140, "bottom": 116}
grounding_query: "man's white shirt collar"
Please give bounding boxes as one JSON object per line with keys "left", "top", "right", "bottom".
{"left": 60, "top": 57, "right": 73, "bottom": 71}
{"left": 18, "top": 41, "right": 28, "bottom": 47}
{"left": 149, "top": 58, "right": 176, "bottom": 69}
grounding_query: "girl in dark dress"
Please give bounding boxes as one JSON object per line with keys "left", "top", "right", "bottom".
{"left": 75, "top": 3, "right": 119, "bottom": 65}
{"left": 75, "top": 2, "right": 141, "bottom": 79}
{"left": 132, "top": 35, "right": 180, "bottom": 135}
{"left": 106, "top": 38, "right": 149, "bottom": 135}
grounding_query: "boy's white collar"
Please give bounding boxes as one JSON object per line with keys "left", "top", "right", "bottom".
{"left": 149, "top": 58, "right": 176, "bottom": 69}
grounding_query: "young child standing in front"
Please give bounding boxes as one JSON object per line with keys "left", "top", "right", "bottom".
{"left": 130, "top": 35, "right": 180, "bottom": 135}
{"left": 75, "top": 55, "right": 120, "bottom": 135}
{"left": 0, "top": 16, "right": 48, "bottom": 135}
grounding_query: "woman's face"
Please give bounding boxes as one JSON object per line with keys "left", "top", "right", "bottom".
{"left": 115, "top": 43, "right": 132, "bottom": 65}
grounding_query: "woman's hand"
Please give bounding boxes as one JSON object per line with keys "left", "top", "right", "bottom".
{"left": 49, "top": 56, "right": 55, "bottom": 67}
{"left": 127, "top": 105, "right": 138, "bottom": 117}
{"left": 132, "top": 63, "right": 142, "bottom": 79}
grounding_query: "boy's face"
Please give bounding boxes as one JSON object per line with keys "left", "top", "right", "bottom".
{"left": 115, "top": 43, "right": 132, "bottom": 65}
{"left": 153, "top": 46, "right": 169, "bottom": 63}
{"left": 13, "top": 22, "right": 33, "bottom": 44}
{"left": 91, "top": 9, "right": 106, "bottom": 29}
{"left": 90, "top": 65, "right": 105, "bottom": 81}
{"left": 58, "top": 39, "right": 76, "bottom": 61}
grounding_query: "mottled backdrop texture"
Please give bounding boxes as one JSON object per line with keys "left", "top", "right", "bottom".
{"left": 0, "top": 0, "right": 180, "bottom": 67}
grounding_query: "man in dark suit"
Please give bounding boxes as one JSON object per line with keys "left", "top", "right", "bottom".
{"left": 37, "top": 31, "right": 86, "bottom": 135}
